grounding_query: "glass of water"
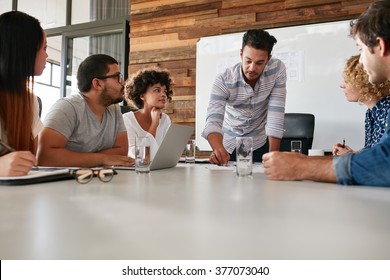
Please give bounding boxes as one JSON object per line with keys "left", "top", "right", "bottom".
{"left": 185, "top": 139, "right": 196, "bottom": 164}
{"left": 291, "top": 140, "right": 302, "bottom": 153}
{"left": 135, "top": 137, "right": 151, "bottom": 174}
{"left": 235, "top": 137, "right": 253, "bottom": 177}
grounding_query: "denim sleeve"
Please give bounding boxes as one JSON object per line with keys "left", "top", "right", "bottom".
{"left": 333, "top": 153, "right": 354, "bottom": 185}
{"left": 350, "top": 144, "right": 390, "bottom": 187}
{"left": 333, "top": 113, "right": 390, "bottom": 187}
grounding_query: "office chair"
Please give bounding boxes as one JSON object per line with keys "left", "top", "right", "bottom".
{"left": 279, "top": 113, "right": 315, "bottom": 155}
{"left": 37, "top": 96, "right": 42, "bottom": 118}
{"left": 120, "top": 105, "right": 132, "bottom": 114}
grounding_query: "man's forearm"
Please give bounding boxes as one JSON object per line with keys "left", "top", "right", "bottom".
{"left": 299, "top": 156, "right": 337, "bottom": 183}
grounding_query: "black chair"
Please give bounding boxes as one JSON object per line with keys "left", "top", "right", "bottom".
{"left": 280, "top": 113, "right": 315, "bottom": 155}
{"left": 120, "top": 105, "right": 132, "bottom": 114}
{"left": 37, "top": 96, "right": 42, "bottom": 118}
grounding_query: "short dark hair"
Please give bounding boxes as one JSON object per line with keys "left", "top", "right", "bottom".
{"left": 125, "top": 66, "right": 173, "bottom": 109}
{"left": 242, "top": 29, "right": 277, "bottom": 55}
{"left": 77, "top": 54, "right": 118, "bottom": 93}
{"left": 350, "top": 0, "right": 390, "bottom": 49}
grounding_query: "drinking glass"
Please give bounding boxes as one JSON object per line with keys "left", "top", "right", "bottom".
{"left": 236, "top": 137, "right": 253, "bottom": 177}
{"left": 291, "top": 140, "right": 302, "bottom": 153}
{"left": 185, "top": 139, "right": 196, "bottom": 164}
{"left": 135, "top": 137, "right": 151, "bottom": 174}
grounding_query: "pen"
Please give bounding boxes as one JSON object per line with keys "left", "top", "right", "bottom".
{"left": 0, "top": 139, "right": 16, "bottom": 153}
{"left": 342, "top": 139, "right": 345, "bottom": 148}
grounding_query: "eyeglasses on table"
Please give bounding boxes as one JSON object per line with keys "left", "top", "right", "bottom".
{"left": 70, "top": 168, "right": 117, "bottom": 184}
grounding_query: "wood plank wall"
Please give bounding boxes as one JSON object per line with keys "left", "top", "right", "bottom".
{"left": 128, "top": 0, "right": 372, "bottom": 142}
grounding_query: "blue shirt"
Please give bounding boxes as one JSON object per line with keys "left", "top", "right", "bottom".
{"left": 334, "top": 111, "right": 390, "bottom": 186}
{"left": 202, "top": 60, "right": 287, "bottom": 153}
{"left": 364, "top": 95, "right": 390, "bottom": 148}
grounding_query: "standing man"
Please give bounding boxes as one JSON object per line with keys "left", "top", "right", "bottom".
{"left": 202, "top": 29, "right": 287, "bottom": 165}
{"left": 38, "top": 54, "right": 134, "bottom": 167}
{"left": 262, "top": 0, "right": 390, "bottom": 186}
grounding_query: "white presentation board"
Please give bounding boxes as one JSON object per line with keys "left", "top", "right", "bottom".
{"left": 196, "top": 20, "right": 366, "bottom": 151}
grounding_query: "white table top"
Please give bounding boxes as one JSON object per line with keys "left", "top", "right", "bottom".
{"left": 1, "top": 163, "right": 390, "bottom": 260}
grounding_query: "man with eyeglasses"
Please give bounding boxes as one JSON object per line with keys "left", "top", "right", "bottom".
{"left": 37, "top": 54, "right": 134, "bottom": 168}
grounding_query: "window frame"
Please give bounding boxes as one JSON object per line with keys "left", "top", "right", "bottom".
{"left": 45, "top": 16, "right": 130, "bottom": 97}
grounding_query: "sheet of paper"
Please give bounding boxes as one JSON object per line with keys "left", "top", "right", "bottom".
{"left": 205, "top": 163, "right": 264, "bottom": 173}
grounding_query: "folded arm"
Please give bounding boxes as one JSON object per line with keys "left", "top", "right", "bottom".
{"left": 37, "top": 128, "right": 133, "bottom": 167}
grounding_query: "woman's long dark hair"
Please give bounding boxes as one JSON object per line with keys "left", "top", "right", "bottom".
{"left": 0, "top": 11, "right": 44, "bottom": 151}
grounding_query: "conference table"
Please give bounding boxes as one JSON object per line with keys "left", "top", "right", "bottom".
{"left": 1, "top": 163, "right": 390, "bottom": 260}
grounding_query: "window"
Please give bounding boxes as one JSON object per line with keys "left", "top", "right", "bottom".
{"left": 66, "top": 33, "right": 125, "bottom": 96}
{"left": 72, "top": 0, "right": 129, "bottom": 24}
{"left": 18, "top": 0, "right": 67, "bottom": 28}
{"left": 11, "top": 0, "right": 129, "bottom": 119}
{"left": 0, "top": 0, "right": 12, "bottom": 14}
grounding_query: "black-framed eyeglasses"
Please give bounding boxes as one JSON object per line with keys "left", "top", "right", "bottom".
{"left": 70, "top": 168, "right": 117, "bottom": 184}
{"left": 95, "top": 73, "right": 124, "bottom": 84}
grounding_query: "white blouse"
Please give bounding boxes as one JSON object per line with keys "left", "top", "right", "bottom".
{"left": 123, "top": 111, "right": 171, "bottom": 160}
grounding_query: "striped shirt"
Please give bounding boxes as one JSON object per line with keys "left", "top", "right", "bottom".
{"left": 202, "top": 59, "right": 287, "bottom": 153}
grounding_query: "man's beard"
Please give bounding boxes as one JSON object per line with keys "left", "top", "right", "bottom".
{"left": 100, "top": 90, "right": 124, "bottom": 106}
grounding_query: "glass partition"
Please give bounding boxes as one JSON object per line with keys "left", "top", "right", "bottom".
{"left": 66, "top": 33, "right": 124, "bottom": 96}
{"left": 18, "top": 0, "right": 67, "bottom": 28}
{"left": 0, "top": 0, "right": 12, "bottom": 14}
{"left": 34, "top": 36, "right": 62, "bottom": 120}
{"left": 72, "top": 0, "right": 129, "bottom": 24}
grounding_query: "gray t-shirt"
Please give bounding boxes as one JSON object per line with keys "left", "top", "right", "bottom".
{"left": 44, "top": 93, "right": 126, "bottom": 153}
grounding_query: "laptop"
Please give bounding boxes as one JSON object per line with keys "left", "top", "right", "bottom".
{"left": 120, "top": 124, "right": 194, "bottom": 171}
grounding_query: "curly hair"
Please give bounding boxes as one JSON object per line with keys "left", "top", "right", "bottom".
{"left": 125, "top": 66, "right": 174, "bottom": 109}
{"left": 344, "top": 55, "right": 390, "bottom": 103}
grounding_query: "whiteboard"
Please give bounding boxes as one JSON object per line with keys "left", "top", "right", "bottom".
{"left": 196, "top": 20, "right": 366, "bottom": 151}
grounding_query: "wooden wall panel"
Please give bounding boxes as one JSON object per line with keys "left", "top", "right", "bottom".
{"left": 128, "top": 0, "right": 373, "bottom": 157}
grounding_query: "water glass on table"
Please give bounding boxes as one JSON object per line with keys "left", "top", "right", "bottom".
{"left": 135, "top": 137, "right": 151, "bottom": 174}
{"left": 236, "top": 136, "right": 253, "bottom": 177}
{"left": 185, "top": 139, "right": 196, "bottom": 164}
{"left": 291, "top": 140, "right": 302, "bottom": 153}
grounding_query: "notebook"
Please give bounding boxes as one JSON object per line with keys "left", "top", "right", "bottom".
{"left": 120, "top": 124, "right": 194, "bottom": 171}
{"left": 0, "top": 167, "right": 73, "bottom": 186}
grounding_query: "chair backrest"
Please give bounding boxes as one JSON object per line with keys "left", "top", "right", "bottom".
{"left": 280, "top": 113, "right": 315, "bottom": 155}
{"left": 37, "top": 96, "right": 42, "bottom": 118}
{"left": 120, "top": 105, "right": 132, "bottom": 114}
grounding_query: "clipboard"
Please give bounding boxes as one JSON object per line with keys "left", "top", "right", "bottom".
{"left": 0, "top": 167, "right": 73, "bottom": 186}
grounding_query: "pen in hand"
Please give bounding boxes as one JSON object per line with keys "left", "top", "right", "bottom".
{"left": 0, "top": 139, "right": 38, "bottom": 169}
{"left": 342, "top": 139, "right": 345, "bottom": 148}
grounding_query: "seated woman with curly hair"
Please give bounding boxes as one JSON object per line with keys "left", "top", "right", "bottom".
{"left": 123, "top": 66, "right": 174, "bottom": 160}
{"left": 333, "top": 54, "right": 390, "bottom": 156}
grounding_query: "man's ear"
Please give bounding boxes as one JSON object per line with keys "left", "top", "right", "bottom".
{"left": 91, "top": 78, "right": 103, "bottom": 90}
{"left": 240, "top": 49, "right": 243, "bottom": 60}
{"left": 378, "top": 37, "right": 389, "bottom": 56}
